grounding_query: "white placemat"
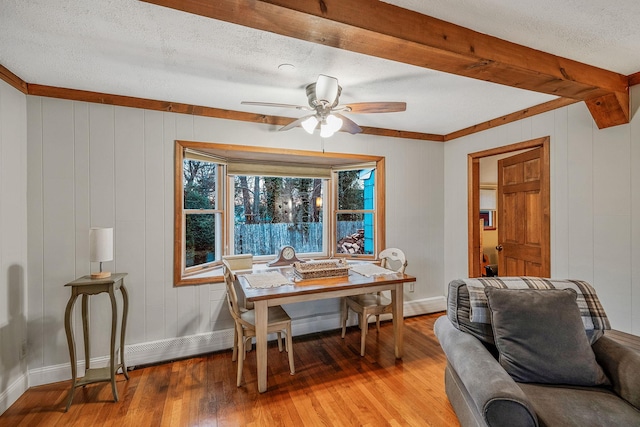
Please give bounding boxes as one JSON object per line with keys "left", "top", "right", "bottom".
{"left": 242, "top": 271, "right": 293, "bottom": 288}
{"left": 350, "top": 263, "right": 397, "bottom": 277}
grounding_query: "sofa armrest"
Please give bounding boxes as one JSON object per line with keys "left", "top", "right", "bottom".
{"left": 593, "top": 335, "right": 640, "bottom": 409}
{"left": 434, "top": 316, "right": 538, "bottom": 427}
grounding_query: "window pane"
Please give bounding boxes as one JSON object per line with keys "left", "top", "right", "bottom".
{"left": 336, "top": 212, "right": 374, "bottom": 255}
{"left": 337, "top": 169, "right": 374, "bottom": 210}
{"left": 185, "top": 213, "right": 216, "bottom": 267}
{"left": 183, "top": 160, "right": 217, "bottom": 209}
{"left": 234, "top": 176, "right": 324, "bottom": 255}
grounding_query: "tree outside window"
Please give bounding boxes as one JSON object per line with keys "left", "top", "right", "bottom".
{"left": 233, "top": 176, "right": 325, "bottom": 256}
{"left": 183, "top": 159, "right": 220, "bottom": 268}
{"left": 336, "top": 169, "right": 375, "bottom": 255}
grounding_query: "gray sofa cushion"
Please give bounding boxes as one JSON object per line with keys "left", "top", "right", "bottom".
{"left": 485, "top": 287, "right": 609, "bottom": 386}
{"left": 518, "top": 383, "right": 640, "bottom": 427}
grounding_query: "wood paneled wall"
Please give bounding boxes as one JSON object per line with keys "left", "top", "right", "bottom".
{"left": 0, "top": 80, "right": 29, "bottom": 413}
{"left": 444, "top": 85, "right": 640, "bottom": 335}
{"left": 24, "top": 95, "right": 445, "bottom": 386}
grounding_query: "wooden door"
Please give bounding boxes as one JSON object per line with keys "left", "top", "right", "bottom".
{"left": 497, "top": 147, "right": 550, "bottom": 276}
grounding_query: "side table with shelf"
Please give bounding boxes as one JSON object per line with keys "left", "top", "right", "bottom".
{"left": 63, "top": 273, "right": 129, "bottom": 411}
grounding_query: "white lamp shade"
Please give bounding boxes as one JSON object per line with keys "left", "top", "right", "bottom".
{"left": 301, "top": 115, "right": 319, "bottom": 134}
{"left": 326, "top": 114, "right": 343, "bottom": 132}
{"left": 315, "top": 75, "right": 339, "bottom": 104}
{"left": 319, "top": 115, "right": 343, "bottom": 138}
{"left": 90, "top": 227, "right": 113, "bottom": 262}
{"left": 320, "top": 123, "right": 333, "bottom": 138}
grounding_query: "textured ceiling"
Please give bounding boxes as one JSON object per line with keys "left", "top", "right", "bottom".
{"left": 384, "top": 0, "right": 640, "bottom": 75}
{"left": 1, "top": 1, "right": 638, "bottom": 136}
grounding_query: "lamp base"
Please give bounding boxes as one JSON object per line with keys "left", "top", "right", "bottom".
{"left": 91, "top": 271, "right": 111, "bottom": 279}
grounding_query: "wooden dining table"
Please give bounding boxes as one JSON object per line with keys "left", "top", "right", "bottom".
{"left": 236, "top": 266, "right": 417, "bottom": 393}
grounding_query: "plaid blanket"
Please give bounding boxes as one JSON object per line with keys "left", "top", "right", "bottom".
{"left": 461, "top": 277, "right": 610, "bottom": 331}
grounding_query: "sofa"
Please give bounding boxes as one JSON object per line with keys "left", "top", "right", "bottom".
{"left": 434, "top": 278, "right": 640, "bottom": 427}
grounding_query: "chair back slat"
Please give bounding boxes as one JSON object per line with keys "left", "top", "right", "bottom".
{"left": 222, "top": 259, "right": 242, "bottom": 319}
{"left": 378, "top": 248, "right": 407, "bottom": 273}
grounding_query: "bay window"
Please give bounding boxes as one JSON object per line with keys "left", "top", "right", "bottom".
{"left": 174, "top": 141, "right": 385, "bottom": 286}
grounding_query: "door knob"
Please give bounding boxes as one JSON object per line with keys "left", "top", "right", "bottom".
{"left": 496, "top": 245, "right": 503, "bottom": 251}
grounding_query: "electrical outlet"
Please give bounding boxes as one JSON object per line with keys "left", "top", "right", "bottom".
{"left": 20, "top": 340, "right": 27, "bottom": 360}
{"left": 409, "top": 282, "right": 415, "bottom": 293}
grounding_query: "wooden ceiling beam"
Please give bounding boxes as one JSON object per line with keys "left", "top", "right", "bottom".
{"left": 141, "top": 0, "right": 629, "bottom": 129}
{"left": 628, "top": 71, "right": 640, "bottom": 87}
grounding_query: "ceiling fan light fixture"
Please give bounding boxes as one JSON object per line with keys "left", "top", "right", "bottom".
{"left": 320, "top": 123, "right": 334, "bottom": 138}
{"left": 301, "top": 115, "right": 319, "bottom": 134}
{"left": 242, "top": 74, "right": 404, "bottom": 137}
{"left": 320, "top": 114, "right": 343, "bottom": 138}
{"left": 315, "top": 75, "right": 339, "bottom": 105}
{"left": 327, "top": 114, "right": 343, "bottom": 132}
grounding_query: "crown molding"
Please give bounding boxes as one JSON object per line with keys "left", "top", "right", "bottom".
{"left": 0, "top": 64, "right": 28, "bottom": 94}
{"left": 445, "top": 98, "right": 579, "bottom": 141}
{"left": 3, "top": 63, "right": 636, "bottom": 142}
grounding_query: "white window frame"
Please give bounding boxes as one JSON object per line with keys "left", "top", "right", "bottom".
{"left": 332, "top": 166, "right": 378, "bottom": 258}
{"left": 176, "top": 147, "right": 226, "bottom": 283}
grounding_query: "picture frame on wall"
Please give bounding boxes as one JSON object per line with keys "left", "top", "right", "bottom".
{"left": 480, "top": 210, "right": 496, "bottom": 230}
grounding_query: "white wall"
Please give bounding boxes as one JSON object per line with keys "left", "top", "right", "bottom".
{"left": 0, "top": 80, "right": 29, "bottom": 413}
{"left": 445, "top": 85, "right": 640, "bottom": 335}
{"left": 25, "top": 96, "right": 445, "bottom": 386}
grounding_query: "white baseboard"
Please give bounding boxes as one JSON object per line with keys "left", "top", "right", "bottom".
{"left": 126, "top": 329, "right": 236, "bottom": 369}
{"left": 27, "top": 296, "right": 446, "bottom": 388}
{"left": 28, "top": 357, "right": 111, "bottom": 388}
{"left": 0, "top": 373, "right": 28, "bottom": 415}
{"left": 405, "top": 295, "right": 447, "bottom": 317}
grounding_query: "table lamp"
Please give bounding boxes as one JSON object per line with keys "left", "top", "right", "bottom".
{"left": 90, "top": 227, "right": 113, "bottom": 279}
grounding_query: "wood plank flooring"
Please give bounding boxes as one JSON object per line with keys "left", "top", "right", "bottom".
{"left": 1, "top": 313, "right": 460, "bottom": 427}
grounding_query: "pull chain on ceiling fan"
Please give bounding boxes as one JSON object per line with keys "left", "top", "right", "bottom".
{"left": 242, "top": 75, "right": 406, "bottom": 138}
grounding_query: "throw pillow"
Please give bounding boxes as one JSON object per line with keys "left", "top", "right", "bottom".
{"left": 485, "top": 287, "right": 609, "bottom": 386}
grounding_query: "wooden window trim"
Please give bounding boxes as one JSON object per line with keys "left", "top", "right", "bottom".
{"left": 174, "top": 141, "right": 386, "bottom": 286}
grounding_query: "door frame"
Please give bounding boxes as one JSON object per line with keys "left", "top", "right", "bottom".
{"left": 467, "top": 136, "right": 550, "bottom": 277}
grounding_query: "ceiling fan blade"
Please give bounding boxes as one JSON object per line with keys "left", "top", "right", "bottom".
{"left": 241, "top": 101, "right": 311, "bottom": 111}
{"left": 333, "top": 113, "right": 362, "bottom": 135}
{"left": 341, "top": 102, "right": 407, "bottom": 114}
{"left": 315, "top": 75, "right": 339, "bottom": 105}
{"left": 279, "top": 115, "right": 314, "bottom": 132}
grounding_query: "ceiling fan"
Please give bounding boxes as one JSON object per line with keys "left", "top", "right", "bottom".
{"left": 241, "top": 75, "right": 406, "bottom": 138}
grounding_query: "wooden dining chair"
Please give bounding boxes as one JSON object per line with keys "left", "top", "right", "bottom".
{"left": 222, "top": 261, "right": 295, "bottom": 387}
{"left": 222, "top": 255, "right": 254, "bottom": 312}
{"left": 341, "top": 248, "right": 408, "bottom": 356}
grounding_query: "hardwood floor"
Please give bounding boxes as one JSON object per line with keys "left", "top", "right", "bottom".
{"left": 1, "top": 313, "right": 460, "bottom": 427}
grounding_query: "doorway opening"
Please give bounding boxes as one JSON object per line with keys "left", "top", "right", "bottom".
{"left": 467, "top": 137, "right": 550, "bottom": 278}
